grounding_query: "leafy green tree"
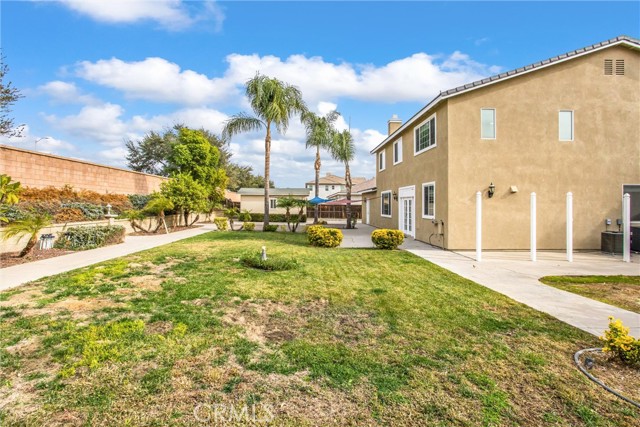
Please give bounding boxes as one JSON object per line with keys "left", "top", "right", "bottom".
{"left": 0, "top": 53, "right": 24, "bottom": 137}
{"left": 2, "top": 214, "right": 51, "bottom": 257}
{"left": 222, "top": 74, "right": 307, "bottom": 226}
{"left": 329, "top": 130, "right": 356, "bottom": 229}
{"left": 277, "top": 197, "right": 308, "bottom": 232}
{"left": 160, "top": 174, "right": 208, "bottom": 227}
{"left": 0, "top": 174, "right": 21, "bottom": 205}
{"left": 302, "top": 110, "right": 339, "bottom": 223}
{"left": 225, "top": 163, "right": 274, "bottom": 191}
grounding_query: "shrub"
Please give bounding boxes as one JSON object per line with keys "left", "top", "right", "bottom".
{"left": 243, "top": 222, "right": 255, "bottom": 231}
{"left": 240, "top": 253, "right": 298, "bottom": 271}
{"left": 249, "top": 213, "right": 306, "bottom": 223}
{"left": 20, "top": 186, "right": 132, "bottom": 213}
{"left": 54, "top": 207, "right": 86, "bottom": 223}
{"left": 61, "top": 202, "right": 105, "bottom": 220}
{"left": 600, "top": 317, "right": 640, "bottom": 365}
{"left": 307, "top": 225, "right": 343, "bottom": 248}
{"left": 214, "top": 217, "right": 228, "bottom": 231}
{"left": 0, "top": 204, "right": 30, "bottom": 222}
{"left": 263, "top": 224, "right": 278, "bottom": 232}
{"left": 55, "top": 225, "right": 125, "bottom": 251}
{"left": 371, "top": 229, "right": 405, "bottom": 250}
{"left": 128, "top": 194, "right": 153, "bottom": 210}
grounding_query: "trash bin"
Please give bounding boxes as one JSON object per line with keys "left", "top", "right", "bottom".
{"left": 39, "top": 234, "right": 55, "bottom": 250}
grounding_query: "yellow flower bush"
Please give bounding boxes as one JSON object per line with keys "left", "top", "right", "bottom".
{"left": 307, "top": 225, "right": 343, "bottom": 248}
{"left": 600, "top": 317, "right": 640, "bottom": 365}
{"left": 371, "top": 229, "right": 404, "bottom": 250}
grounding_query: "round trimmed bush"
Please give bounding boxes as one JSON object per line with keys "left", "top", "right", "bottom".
{"left": 307, "top": 225, "right": 343, "bottom": 248}
{"left": 371, "top": 229, "right": 404, "bottom": 250}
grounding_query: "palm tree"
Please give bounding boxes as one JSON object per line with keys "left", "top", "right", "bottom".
{"left": 2, "top": 214, "right": 51, "bottom": 257}
{"left": 222, "top": 74, "right": 307, "bottom": 227}
{"left": 329, "top": 130, "right": 356, "bottom": 229}
{"left": 302, "top": 110, "right": 340, "bottom": 224}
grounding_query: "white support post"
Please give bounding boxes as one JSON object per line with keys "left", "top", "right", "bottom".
{"left": 623, "top": 193, "right": 631, "bottom": 263}
{"left": 530, "top": 192, "right": 536, "bottom": 262}
{"left": 476, "top": 191, "right": 482, "bottom": 262}
{"left": 566, "top": 192, "right": 573, "bottom": 262}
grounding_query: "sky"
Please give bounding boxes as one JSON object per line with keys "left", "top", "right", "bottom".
{"left": 1, "top": 1, "right": 639, "bottom": 188}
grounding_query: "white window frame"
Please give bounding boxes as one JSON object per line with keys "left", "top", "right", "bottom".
{"left": 269, "top": 198, "right": 278, "bottom": 209}
{"left": 393, "top": 138, "right": 403, "bottom": 165}
{"left": 421, "top": 182, "right": 436, "bottom": 219}
{"left": 559, "top": 110, "right": 574, "bottom": 142}
{"left": 381, "top": 190, "right": 392, "bottom": 218}
{"left": 480, "top": 108, "right": 496, "bottom": 140}
{"left": 378, "top": 150, "right": 386, "bottom": 171}
{"left": 414, "top": 113, "right": 437, "bottom": 156}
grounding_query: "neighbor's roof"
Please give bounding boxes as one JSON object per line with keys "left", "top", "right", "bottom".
{"left": 238, "top": 188, "right": 311, "bottom": 196}
{"left": 305, "top": 173, "right": 367, "bottom": 186}
{"left": 327, "top": 177, "right": 376, "bottom": 199}
{"left": 371, "top": 35, "right": 640, "bottom": 154}
{"left": 224, "top": 190, "right": 241, "bottom": 203}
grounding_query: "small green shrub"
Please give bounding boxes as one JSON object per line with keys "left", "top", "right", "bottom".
{"left": 243, "top": 222, "right": 255, "bottom": 231}
{"left": 214, "top": 217, "right": 228, "bottom": 231}
{"left": 55, "top": 225, "right": 125, "bottom": 251}
{"left": 60, "top": 202, "right": 105, "bottom": 220}
{"left": 0, "top": 204, "right": 30, "bottom": 222}
{"left": 371, "top": 229, "right": 404, "bottom": 250}
{"left": 600, "top": 317, "right": 640, "bottom": 365}
{"left": 128, "top": 194, "right": 153, "bottom": 210}
{"left": 307, "top": 225, "right": 343, "bottom": 248}
{"left": 249, "top": 213, "right": 306, "bottom": 223}
{"left": 240, "top": 253, "right": 298, "bottom": 271}
{"left": 263, "top": 225, "right": 278, "bottom": 232}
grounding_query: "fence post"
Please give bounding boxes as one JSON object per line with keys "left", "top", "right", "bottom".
{"left": 566, "top": 192, "right": 573, "bottom": 262}
{"left": 623, "top": 193, "right": 631, "bottom": 263}
{"left": 476, "top": 191, "right": 482, "bottom": 262}
{"left": 530, "top": 192, "right": 536, "bottom": 262}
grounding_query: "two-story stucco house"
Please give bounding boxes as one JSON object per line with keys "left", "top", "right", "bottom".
{"left": 364, "top": 35, "right": 640, "bottom": 250}
{"left": 305, "top": 173, "right": 367, "bottom": 200}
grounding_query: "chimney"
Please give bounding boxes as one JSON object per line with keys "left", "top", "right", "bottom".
{"left": 388, "top": 114, "right": 402, "bottom": 135}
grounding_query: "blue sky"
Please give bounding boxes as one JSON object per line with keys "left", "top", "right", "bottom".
{"left": 2, "top": 1, "right": 638, "bottom": 187}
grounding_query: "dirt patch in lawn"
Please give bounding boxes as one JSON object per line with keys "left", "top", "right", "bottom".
{"left": 21, "top": 297, "right": 124, "bottom": 318}
{"left": 222, "top": 299, "right": 298, "bottom": 345}
{"left": 540, "top": 276, "right": 640, "bottom": 313}
{"left": 579, "top": 350, "right": 640, "bottom": 403}
{"left": 0, "top": 248, "right": 74, "bottom": 268}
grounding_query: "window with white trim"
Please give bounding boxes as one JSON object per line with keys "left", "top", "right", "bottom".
{"left": 422, "top": 182, "right": 435, "bottom": 219}
{"left": 559, "top": 110, "right": 574, "bottom": 141}
{"left": 481, "top": 108, "right": 496, "bottom": 139}
{"left": 378, "top": 150, "right": 386, "bottom": 171}
{"left": 381, "top": 191, "right": 391, "bottom": 217}
{"left": 414, "top": 114, "right": 436, "bottom": 154}
{"left": 269, "top": 198, "right": 277, "bottom": 209}
{"left": 393, "top": 138, "right": 403, "bottom": 164}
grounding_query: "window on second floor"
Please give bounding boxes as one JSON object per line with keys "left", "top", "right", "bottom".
{"left": 378, "top": 150, "right": 386, "bottom": 171}
{"left": 393, "top": 138, "right": 403, "bottom": 164}
{"left": 415, "top": 114, "right": 436, "bottom": 155}
{"left": 481, "top": 108, "right": 496, "bottom": 139}
{"left": 559, "top": 110, "right": 574, "bottom": 141}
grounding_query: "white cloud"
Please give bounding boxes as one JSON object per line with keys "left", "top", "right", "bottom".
{"left": 0, "top": 125, "right": 75, "bottom": 154}
{"left": 75, "top": 57, "right": 236, "bottom": 105}
{"left": 57, "top": 0, "right": 224, "bottom": 31}
{"left": 38, "top": 80, "right": 98, "bottom": 105}
{"left": 74, "top": 51, "right": 500, "bottom": 106}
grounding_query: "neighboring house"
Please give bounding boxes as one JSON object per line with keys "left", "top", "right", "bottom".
{"left": 306, "top": 172, "right": 367, "bottom": 199}
{"left": 327, "top": 177, "right": 377, "bottom": 204}
{"left": 238, "top": 188, "right": 311, "bottom": 215}
{"left": 366, "top": 35, "right": 640, "bottom": 250}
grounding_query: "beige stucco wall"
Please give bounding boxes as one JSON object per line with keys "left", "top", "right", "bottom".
{"left": 447, "top": 44, "right": 640, "bottom": 250}
{"left": 0, "top": 145, "right": 166, "bottom": 194}
{"left": 371, "top": 102, "right": 450, "bottom": 248}
{"left": 240, "top": 194, "right": 308, "bottom": 215}
{"left": 371, "top": 44, "right": 640, "bottom": 250}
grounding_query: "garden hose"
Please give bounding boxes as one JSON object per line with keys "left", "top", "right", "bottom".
{"left": 574, "top": 348, "right": 640, "bottom": 409}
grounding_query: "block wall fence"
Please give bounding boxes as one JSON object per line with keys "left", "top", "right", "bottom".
{"left": 0, "top": 145, "right": 166, "bottom": 194}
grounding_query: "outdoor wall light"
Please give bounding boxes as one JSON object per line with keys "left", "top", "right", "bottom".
{"left": 488, "top": 182, "right": 495, "bottom": 198}
{"left": 392, "top": 191, "right": 398, "bottom": 201}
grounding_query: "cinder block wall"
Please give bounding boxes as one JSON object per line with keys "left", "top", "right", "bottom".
{"left": 0, "top": 145, "right": 166, "bottom": 194}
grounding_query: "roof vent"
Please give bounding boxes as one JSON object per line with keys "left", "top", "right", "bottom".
{"left": 615, "top": 59, "right": 625, "bottom": 75}
{"left": 604, "top": 59, "right": 613, "bottom": 75}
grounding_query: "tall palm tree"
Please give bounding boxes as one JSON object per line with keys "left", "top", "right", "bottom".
{"left": 222, "top": 74, "right": 307, "bottom": 226}
{"left": 301, "top": 110, "right": 340, "bottom": 224}
{"left": 329, "top": 130, "right": 356, "bottom": 229}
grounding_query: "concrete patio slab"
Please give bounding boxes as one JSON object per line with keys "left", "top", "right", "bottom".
{"left": 341, "top": 224, "right": 640, "bottom": 337}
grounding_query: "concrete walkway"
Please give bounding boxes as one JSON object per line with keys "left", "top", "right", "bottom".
{"left": 0, "top": 224, "right": 216, "bottom": 291}
{"left": 341, "top": 224, "right": 640, "bottom": 337}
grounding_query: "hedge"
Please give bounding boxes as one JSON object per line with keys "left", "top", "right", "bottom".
{"left": 55, "top": 225, "right": 126, "bottom": 251}
{"left": 249, "top": 213, "right": 307, "bottom": 223}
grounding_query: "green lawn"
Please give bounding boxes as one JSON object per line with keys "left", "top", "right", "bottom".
{"left": 0, "top": 232, "right": 637, "bottom": 426}
{"left": 540, "top": 275, "right": 640, "bottom": 314}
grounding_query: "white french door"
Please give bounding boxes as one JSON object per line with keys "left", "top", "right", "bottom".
{"left": 398, "top": 186, "right": 415, "bottom": 238}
